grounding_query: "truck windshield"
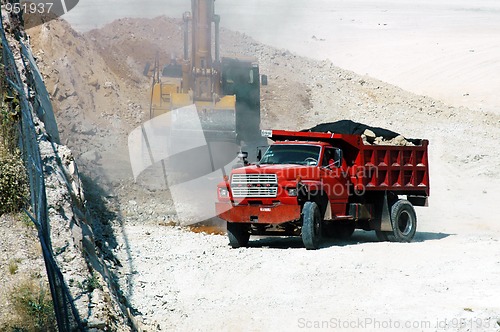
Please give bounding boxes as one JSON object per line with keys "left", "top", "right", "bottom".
{"left": 260, "top": 145, "right": 321, "bottom": 166}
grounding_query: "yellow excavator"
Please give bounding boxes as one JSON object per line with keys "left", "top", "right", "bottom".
{"left": 147, "top": 0, "right": 264, "bottom": 143}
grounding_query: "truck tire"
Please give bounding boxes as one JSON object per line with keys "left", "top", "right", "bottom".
{"left": 301, "top": 201, "right": 322, "bottom": 250}
{"left": 386, "top": 199, "right": 417, "bottom": 242}
{"left": 227, "top": 222, "right": 250, "bottom": 248}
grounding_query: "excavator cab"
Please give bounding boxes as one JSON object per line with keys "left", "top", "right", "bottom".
{"left": 221, "top": 57, "right": 261, "bottom": 143}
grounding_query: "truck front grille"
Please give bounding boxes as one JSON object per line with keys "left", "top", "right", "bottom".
{"left": 231, "top": 174, "right": 278, "bottom": 198}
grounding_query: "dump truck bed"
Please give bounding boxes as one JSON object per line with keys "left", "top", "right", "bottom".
{"left": 262, "top": 129, "right": 430, "bottom": 196}
{"left": 353, "top": 140, "right": 429, "bottom": 196}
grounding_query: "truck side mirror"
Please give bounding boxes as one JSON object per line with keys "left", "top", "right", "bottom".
{"left": 238, "top": 151, "right": 249, "bottom": 165}
{"left": 261, "top": 74, "right": 268, "bottom": 86}
{"left": 257, "top": 149, "right": 262, "bottom": 161}
{"left": 238, "top": 151, "right": 249, "bottom": 159}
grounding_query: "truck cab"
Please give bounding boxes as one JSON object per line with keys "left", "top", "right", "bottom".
{"left": 216, "top": 130, "right": 430, "bottom": 249}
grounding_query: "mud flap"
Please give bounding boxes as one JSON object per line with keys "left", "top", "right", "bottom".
{"left": 369, "top": 191, "right": 393, "bottom": 232}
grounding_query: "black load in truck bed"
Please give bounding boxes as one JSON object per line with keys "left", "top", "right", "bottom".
{"left": 301, "top": 120, "right": 420, "bottom": 145}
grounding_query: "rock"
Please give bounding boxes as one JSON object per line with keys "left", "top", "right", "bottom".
{"left": 63, "top": 87, "right": 76, "bottom": 99}
{"left": 68, "top": 160, "right": 76, "bottom": 175}
{"left": 363, "top": 129, "right": 376, "bottom": 143}
{"left": 104, "top": 81, "right": 114, "bottom": 89}
{"left": 86, "top": 318, "right": 107, "bottom": 330}
{"left": 363, "top": 129, "right": 376, "bottom": 138}
{"left": 71, "top": 180, "right": 82, "bottom": 200}
{"left": 393, "top": 135, "right": 406, "bottom": 146}
{"left": 51, "top": 83, "right": 59, "bottom": 97}
{"left": 89, "top": 78, "right": 100, "bottom": 89}
{"left": 80, "top": 122, "right": 97, "bottom": 135}
{"left": 361, "top": 134, "right": 369, "bottom": 145}
{"left": 80, "top": 150, "right": 101, "bottom": 163}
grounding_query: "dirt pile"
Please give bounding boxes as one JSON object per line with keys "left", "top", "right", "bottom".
{"left": 28, "top": 19, "right": 149, "bottom": 190}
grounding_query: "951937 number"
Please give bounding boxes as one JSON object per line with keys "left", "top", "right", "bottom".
{"left": 4, "top": 2, "right": 54, "bottom": 15}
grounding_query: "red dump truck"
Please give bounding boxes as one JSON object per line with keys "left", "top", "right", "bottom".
{"left": 216, "top": 129, "right": 430, "bottom": 249}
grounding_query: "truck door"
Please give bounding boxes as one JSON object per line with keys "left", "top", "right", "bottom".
{"left": 321, "top": 147, "right": 349, "bottom": 216}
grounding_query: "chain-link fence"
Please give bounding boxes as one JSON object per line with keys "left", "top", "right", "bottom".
{"left": 1, "top": 13, "right": 84, "bottom": 332}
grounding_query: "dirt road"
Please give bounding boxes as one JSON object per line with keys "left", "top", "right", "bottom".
{"left": 116, "top": 224, "right": 499, "bottom": 331}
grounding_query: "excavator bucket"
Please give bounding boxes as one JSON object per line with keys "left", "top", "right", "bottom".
{"left": 198, "top": 108, "right": 237, "bottom": 140}
{"left": 169, "top": 94, "right": 238, "bottom": 142}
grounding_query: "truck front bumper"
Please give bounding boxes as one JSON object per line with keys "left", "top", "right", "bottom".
{"left": 216, "top": 202, "right": 301, "bottom": 224}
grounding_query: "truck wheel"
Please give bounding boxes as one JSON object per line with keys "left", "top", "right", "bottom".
{"left": 302, "top": 201, "right": 322, "bottom": 250}
{"left": 387, "top": 200, "right": 417, "bottom": 242}
{"left": 227, "top": 222, "right": 250, "bottom": 248}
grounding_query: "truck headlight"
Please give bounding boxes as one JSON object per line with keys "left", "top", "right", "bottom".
{"left": 219, "top": 187, "right": 229, "bottom": 198}
{"left": 287, "top": 188, "right": 298, "bottom": 196}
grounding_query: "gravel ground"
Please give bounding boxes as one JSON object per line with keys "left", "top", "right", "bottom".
{"left": 115, "top": 224, "right": 500, "bottom": 331}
